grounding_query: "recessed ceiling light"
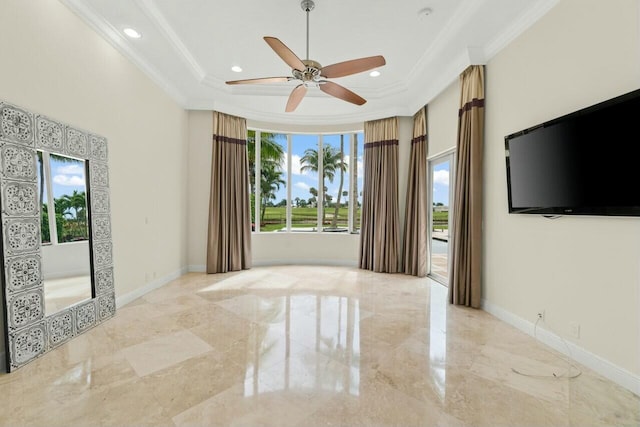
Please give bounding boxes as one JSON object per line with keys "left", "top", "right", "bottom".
{"left": 369, "top": 70, "right": 381, "bottom": 77}
{"left": 231, "top": 66, "right": 243, "bottom": 73}
{"left": 123, "top": 28, "right": 142, "bottom": 39}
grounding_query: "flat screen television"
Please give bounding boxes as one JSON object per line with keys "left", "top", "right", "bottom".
{"left": 504, "top": 88, "right": 640, "bottom": 217}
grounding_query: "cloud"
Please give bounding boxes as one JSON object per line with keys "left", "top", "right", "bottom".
{"left": 294, "top": 181, "right": 310, "bottom": 191}
{"left": 281, "top": 154, "right": 308, "bottom": 176}
{"left": 434, "top": 170, "right": 449, "bottom": 186}
{"left": 53, "top": 175, "right": 86, "bottom": 186}
{"left": 56, "top": 164, "right": 85, "bottom": 175}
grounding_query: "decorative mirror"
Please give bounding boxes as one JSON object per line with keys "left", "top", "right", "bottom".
{"left": 0, "top": 101, "right": 116, "bottom": 372}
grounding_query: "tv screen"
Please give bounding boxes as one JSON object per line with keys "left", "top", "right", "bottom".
{"left": 505, "top": 88, "right": 640, "bottom": 217}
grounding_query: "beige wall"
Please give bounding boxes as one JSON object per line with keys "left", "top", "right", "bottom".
{"left": 483, "top": 0, "right": 640, "bottom": 377}
{"left": 427, "top": 81, "right": 459, "bottom": 158}
{"left": 0, "top": 0, "right": 189, "bottom": 350}
{"left": 187, "top": 111, "right": 213, "bottom": 269}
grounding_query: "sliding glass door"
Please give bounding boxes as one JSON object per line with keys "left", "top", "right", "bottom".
{"left": 428, "top": 151, "right": 454, "bottom": 285}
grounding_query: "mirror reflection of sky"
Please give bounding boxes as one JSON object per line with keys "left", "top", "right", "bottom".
{"left": 38, "top": 156, "right": 87, "bottom": 201}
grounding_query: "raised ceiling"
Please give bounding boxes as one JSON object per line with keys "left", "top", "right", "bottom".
{"left": 60, "top": 0, "right": 558, "bottom": 125}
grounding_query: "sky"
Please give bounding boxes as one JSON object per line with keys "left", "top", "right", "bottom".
{"left": 432, "top": 160, "right": 450, "bottom": 206}
{"left": 39, "top": 155, "right": 87, "bottom": 203}
{"left": 262, "top": 133, "right": 450, "bottom": 207}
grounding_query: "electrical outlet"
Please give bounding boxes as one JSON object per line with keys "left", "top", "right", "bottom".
{"left": 537, "top": 310, "right": 545, "bottom": 321}
{"left": 569, "top": 322, "right": 581, "bottom": 338}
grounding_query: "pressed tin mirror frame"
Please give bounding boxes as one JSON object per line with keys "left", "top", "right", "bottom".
{"left": 0, "top": 101, "right": 115, "bottom": 372}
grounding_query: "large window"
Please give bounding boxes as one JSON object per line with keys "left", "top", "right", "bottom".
{"left": 249, "top": 130, "right": 363, "bottom": 233}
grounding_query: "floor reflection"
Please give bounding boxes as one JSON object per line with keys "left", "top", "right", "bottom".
{"left": 43, "top": 274, "right": 92, "bottom": 315}
{"left": 242, "top": 295, "right": 361, "bottom": 398}
{"left": 1, "top": 266, "right": 638, "bottom": 427}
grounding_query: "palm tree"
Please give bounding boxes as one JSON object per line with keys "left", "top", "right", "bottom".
{"left": 300, "top": 144, "right": 347, "bottom": 227}
{"left": 260, "top": 162, "right": 285, "bottom": 224}
{"left": 309, "top": 187, "right": 318, "bottom": 208}
{"left": 247, "top": 131, "right": 285, "bottom": 192}
{"left": 59, "top": 190, "right": 88, "bottom": 240}
{"left": 247, "top": 131, "right": 286, "bottom": 225}
{"left": 351, "top": 133, "right": 359, "bottom": 230}
{"left": 37, "top": 152, "right": 88, "bottom": 242}
{"left": 331, "top": 135, "right": 346, "bottom": 228}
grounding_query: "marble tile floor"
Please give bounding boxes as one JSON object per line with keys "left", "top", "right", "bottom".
{"left": 0, "top": 265, "right": 638, "bottom": 427}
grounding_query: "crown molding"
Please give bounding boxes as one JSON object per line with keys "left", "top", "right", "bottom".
{"left": 135, "top": 0, "right": 207, "bottom": 82}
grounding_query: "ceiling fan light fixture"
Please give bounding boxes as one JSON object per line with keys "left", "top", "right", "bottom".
{"left": 231, "top": 65, "right": 243, "bottom": 72}
{"left": 225, "top": 0, "right": 386, "bottom": 112}
{"left": 369, "top": 70, "right": 381, "bottom": 77}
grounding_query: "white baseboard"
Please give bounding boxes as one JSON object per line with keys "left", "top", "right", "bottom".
{"left": 115, "top": 266, "right": 188, "bottom": 308}
{"left": 252, "top": 259, "right": 358, "bottom": 267}
{"left": 482, "top": 299, "right": 640, "bottom": 397}
{"left": 189, "top": 260, "right": 358, "bottom": 272}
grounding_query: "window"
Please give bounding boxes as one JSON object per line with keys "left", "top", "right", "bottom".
{"left": 249, "top": 130, "right": 363, "bottom": 233}
{"left": 37, "top": 151, "right": 89, "bottom": 245}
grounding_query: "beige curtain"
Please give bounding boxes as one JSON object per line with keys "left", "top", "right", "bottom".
{"left": 206, "top": 111, "right": 252, "bottom": 273}
{"left": 449, "top": 65, "right": 485, "bottom": 307}
{"left": 359, "top": 117, "right": 400, "bottom": 273}
{"left": 402, "top": 107, "right": 429, "bottom": 277}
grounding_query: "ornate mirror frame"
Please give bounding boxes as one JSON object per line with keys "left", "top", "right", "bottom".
{"left": 0, "top": 101, "right": 115, "bottom": 372}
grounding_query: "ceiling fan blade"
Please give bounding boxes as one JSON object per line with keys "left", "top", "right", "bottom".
{"left": 226, "top": 77, "right": 291, "bottom": 85}
{"left": 319, "top": 81, "right": 366, "bottom": 106}
{"left": 264, "top": 37, "right": 306, "bottom": 72}
{"left": 286, "top": 84, "right": 308, "bottom": 112}
{"left": 321, "top": 55, "right": 386, "bottom": 78}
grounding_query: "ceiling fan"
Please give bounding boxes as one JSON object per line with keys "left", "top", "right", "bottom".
{"left": 225, "top": 0, "right": 386, "bottom": 112}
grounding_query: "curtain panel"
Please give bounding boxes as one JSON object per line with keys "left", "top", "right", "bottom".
{"left": 449, "top": 65, "right": 485, "bottom": 307}
{"left": 206, "top": 111, "right": 252, "bottom": 273}
{"left": 359, "top": 117, "right": 400, "bottom": 273}
{"left": 402, "top": 106, "right": 429, "bottom": 277}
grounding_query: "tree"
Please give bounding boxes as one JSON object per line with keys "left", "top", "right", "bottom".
{"left": 351, "top": 134, "right": 359, "bottom": 230}
{"left": 37, "top": 152, "right": 87, "bottom": 243}
{"left": 309, "top": 187, "right": 318, "bottom": 208}
{"left": 57, "top": 190, "right": 88, "bottom": 241}
{"left": 294, "top": 197, "right": 300, "bottom": 208}
{"left": 260, "top": 162, "right": 285, "bottom": 224}
{"left": 300, "top": 144, "right": 347, "bottom": 227}
{"left": 247, "top": 131, "right": 286, "bottom": 225}
{"left": 331, "top": 135, "right": 346, "bottom": 228}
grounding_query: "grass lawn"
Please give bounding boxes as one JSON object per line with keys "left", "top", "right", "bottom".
{"left": 257, "top": 206, "right": 358, "bottom": 232}
{"left": 255, "top": 206, "right": 448, "bottom": 232}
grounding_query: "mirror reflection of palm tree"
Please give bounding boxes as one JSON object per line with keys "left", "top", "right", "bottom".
{"left": 37, "top": 151, "right": 88, "bottom": 242}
